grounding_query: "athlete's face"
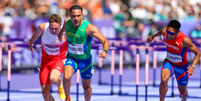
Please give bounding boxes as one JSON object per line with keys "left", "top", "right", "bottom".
{"left": 49, "top": 22, "right": 61, "bottom": 35}
{"left": 166, "top": 27, "right": 179, "bottom": 40}
{"left": 70, "top": 9, "right": 83, "bottom": 28}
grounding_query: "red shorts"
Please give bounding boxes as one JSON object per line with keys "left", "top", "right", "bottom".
{"left": 39, "top": 58, "right": 64, "bottom": 85}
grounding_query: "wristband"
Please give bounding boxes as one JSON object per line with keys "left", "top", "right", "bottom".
{"left": 103, "top": 49, "right": 108, "bottom": 53}
{"left": 28, "top": 41, "right": 33, "bottom": 47}
{"left": 192, "top": 65, "right": 195, "bottom": 69}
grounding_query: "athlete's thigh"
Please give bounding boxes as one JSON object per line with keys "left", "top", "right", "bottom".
{"left": 49, "top": 59, "right": 64, "bottom": 80}
{"left": 49, "top": 69, "right": 61, "bottom": 81}
{"left": 161, "top": 60, "right": 174, "bottom": 80}
{"left": 78, "top": 57, "right": 93, "bottom": 80}
{"left": 63, "top": 58, "right": 78, "bottom": 78}
{"left": 49, "top": 59, "right": 64, "bottom": 74}
{"left": 40, "top": 60, "right": 51, "bottom": 85}
{"left": 174, "top": 64, "right": 188, "bottom": 86}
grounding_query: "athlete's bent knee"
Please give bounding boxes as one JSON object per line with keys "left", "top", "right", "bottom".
{"left": 64, "top": 73, "right": 73, "bottom": 81}
{"left": 179, "top": 88, "right": 186, "bottom": 94}
{"left": 161, "top": 77, "right": 169, "bottom": 85}
{"left": 50, "top": 76, "right": 59, "bottom": 84}
{"left": 83, "top": 86, "right": 91, "bottom": 91}
{"left": 42, "top": 89, "right": 50, "bottom": 98}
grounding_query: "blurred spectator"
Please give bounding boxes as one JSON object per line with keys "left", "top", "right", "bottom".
{"left": 148, "top": 23, "right": 158, "bottom": 37}
{"left": 128, "top": 23, "right": 144, "bottom": 39}
{"left": 190, "top": 23, "right": 201, "bottom": 38}
{"left": 147, "top": 22, "right": 163, "bottom": 42}
{"left": 102, "top": 0, "right": 112, "bottom": 18}
{"left": 0, "top": 12, "right": 14, "bottom": 37}
{"left": 109, "top": 0, "right": 121, "bottom": 15}
{"left": 0, "top": 0, "right": 200, "bottom": 39}
{"left": 0, "top": 23, "right": 5, "bottom": 36}
{"left": 113, "top": 3, "right": 134, "bottom": 38}
{"left": 87, "top": 0, "right": 104, "bottom": 19}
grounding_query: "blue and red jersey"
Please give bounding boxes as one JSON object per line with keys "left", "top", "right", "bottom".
{"left": 163, "top": 31, "right": 188, "bottom": 66}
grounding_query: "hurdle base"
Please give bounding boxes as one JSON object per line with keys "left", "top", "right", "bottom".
{"left": 118, "top": 91, "right": 122, "bottom": 95}
{"left": 6, "top": 98, "right": 10, "bottom": 101}
{"left": 98, "top": 81, "right": 101, "bottom": 85}
{"left": 171, "top": 92, "right": 174, "bottom": 97}
{"left": 152, "top": 83, "right": 156, "bottom": 87}
{"left": 110, "top": 91, "right": 114, "bottom": 95}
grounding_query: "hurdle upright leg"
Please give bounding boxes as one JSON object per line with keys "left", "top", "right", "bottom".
{"left": 110, "top": 49, "right": 115, "bottom": 95}
{"left": 118, "top": 50, "right": 123, "bottom": 95}
{"left": 153, "top": 48, "right": 157, "bottom": 86}
{"left": 7, "top": 45, "right": 11, "bottom": 101}
{"left": 145, "top": 48, "right": 149, "bottom": 101}
{"left": 76, "top": 70, "right": 80, "bottom": 101}
{"left": 171, "top": 76, "right": 174, "bottom": 97}
{"left": 98, "top": 50, "right": 103, "bottom": 85}
{"left": 136, "top": 48, "right": 140, "bottom": 101}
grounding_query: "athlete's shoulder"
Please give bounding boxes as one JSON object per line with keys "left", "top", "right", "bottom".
{"left": 64, "top": 17, "right": 71, "bottom": 23}
{"left": 182, "top": 36, "right": 191, "bottom": 43}
{"left": 87, "top": 24, "right": 98, "bottom": 31}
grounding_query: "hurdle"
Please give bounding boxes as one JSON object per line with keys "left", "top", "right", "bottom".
{"left": 4, "top": 38, "right": 201, "bottom": 100}
{"left": 110, "top": 47, "right": 115, "bottom": 95}
{"left": 98, "top": 49, "right": 103, "bottom": 85}
{"left": 118, "top": 44, "right": 123, "bottom": 95}
{"left": 7, "top": 44, "right": 11, "bottom": 101}
{"left": 145, "top": 48, "right": 149, "bottom": 101}
{"left": 76, "top": 70, "right": 80, "bottom": 101}
{"left": 135, "top": 48, "right": 139, "bottom": 101}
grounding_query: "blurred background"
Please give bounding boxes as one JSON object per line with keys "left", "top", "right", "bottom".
{"left": 0, "top": 0, "right": 201, "bottom": 73}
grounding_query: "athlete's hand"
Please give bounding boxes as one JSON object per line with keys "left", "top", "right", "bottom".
{"left": 29, "top": 46, "right": 34, "bottom": 53}
{"left": 28, "top": 41, "right": 34, "bottom": 53}
{"left": 99, "top": 51, "right": 107, "bottom": 58}
{"left": 147, "top": 36, "right": 153, "bottom": 43}
{"left": 187, "top": 66, "right": 195, "bottom": 76}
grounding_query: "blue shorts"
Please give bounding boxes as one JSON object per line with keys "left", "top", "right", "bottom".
{"left": 162, "top": 59, "right": 189, "bottom": 86}
{"left": 64, "top": 55, "right": 93, "bottom": 80}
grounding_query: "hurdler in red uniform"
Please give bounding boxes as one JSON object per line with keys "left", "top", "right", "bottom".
{"left": 28, "top": 14, "right": 67, "bottom": 101}
{"left": 147, "top": 20, "right": 200, "bottom": 101}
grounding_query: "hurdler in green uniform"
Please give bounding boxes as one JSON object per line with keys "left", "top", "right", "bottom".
{"left": 65, "top": 18, "right": 92, "bottom": 60}
{"left": 58, "top": 5, "right": 110, "bottom": 101}
{"left": 64, "top": 18, "right": 93, "bottom": 79}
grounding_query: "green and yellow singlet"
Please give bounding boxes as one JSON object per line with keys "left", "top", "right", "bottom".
{"left": 65, "top": 18, "right": 93, "bottom": 60}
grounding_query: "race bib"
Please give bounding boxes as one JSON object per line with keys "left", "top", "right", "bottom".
{"left": 44, "top": 45, "right": 60, "bottom": 55}
{"left": 166, "top": 52, "right": 182, "bottom": 63}
{"left": 68, "top": 43, "right": 84, "bottom": 55}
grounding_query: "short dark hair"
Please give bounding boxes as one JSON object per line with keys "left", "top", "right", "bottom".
{"left": 70, "top": 5, "right": 83, "bottom": 12}
{"left": 49, "top": 14, "right": 61, "bottom": 24}
{"left": 167, "top": 20, "right": 181, "bottom": 32}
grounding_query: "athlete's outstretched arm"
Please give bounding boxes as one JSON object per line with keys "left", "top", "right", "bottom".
{"left": 147, "top": 27, "right": 166, "bottom": 43}
{"left": 28, "top": 23, "right": 45, "bottom": 52}
{"left": 182, "top": 37, "right": 201, "bottom": 75}
{"left": 86, "top": 24, "right": 110, "bottom": 58}
{"left": 58, "top": 17, "right": 70, "bottom": 41}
